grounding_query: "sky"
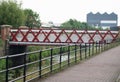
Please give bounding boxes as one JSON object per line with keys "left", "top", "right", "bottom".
{"left": 17, "top": 0, "right": 120, "bottom": 25}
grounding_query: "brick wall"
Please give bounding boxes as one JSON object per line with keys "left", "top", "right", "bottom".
{"left": 1, "top": 25, "right": 12, "bottom": 41}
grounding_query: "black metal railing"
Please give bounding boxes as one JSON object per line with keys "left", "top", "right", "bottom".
{"left": 0, "top": 39, "right": 120, "bottom": 82}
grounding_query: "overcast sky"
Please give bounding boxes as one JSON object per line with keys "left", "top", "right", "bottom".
{"left": 17, "top": 0, "right": 120, "bottom": 25}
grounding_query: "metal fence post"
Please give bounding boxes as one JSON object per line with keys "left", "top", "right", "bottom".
{"left": 99, "top": 41, "right": 100, "bottom": 53}
{"left": 39, "top": 50, "right": 42, "bottom": 78}
{"left": 60, "top": 46, "right": 62, "bottom": 69}
{"left": 96, "top": 41, "right": 97, "bottom": 54}
{"left": 50, "top": 48, "right": 53, "bottom": 72}
{"left": 68, "top": 45, "right": 70, "bottom": 66}
{"left": 104, "top": 40, "right": 106, "bottom": 50}
{"left": 75, "top": 44, "right": 77, "bottom": 63}
{"left": 92, "top": 42, "right": 94, "bottom": 55}
{"left": 6, "top": 56, "right": 8, "bottom": 82}
{"left": 89, "top": 43, "right": 90, "bottom": 57}
{"left": 80, "top": 44, "right": 82, "bottom": 60}
{"left": 23, "top": 53, "right": 27, "bottom": 82}
{"left": 85, "top": 43, "right": 87, "bottom": 59}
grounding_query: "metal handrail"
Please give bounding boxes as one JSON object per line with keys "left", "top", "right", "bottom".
{"left": 0, "top": 39, "right": 119, "bottom": 82}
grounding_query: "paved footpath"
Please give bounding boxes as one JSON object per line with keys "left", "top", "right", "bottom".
{"left": 37, "top": 46, "right": 120, "bottom": 82}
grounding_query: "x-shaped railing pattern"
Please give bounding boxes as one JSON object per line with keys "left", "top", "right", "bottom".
{"left": 10, "top": 29, "right": 119, "bottom": 45}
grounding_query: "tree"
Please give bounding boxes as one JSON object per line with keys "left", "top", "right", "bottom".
{"left": 24, "top": 9, "right": 41, "bottom": 28}
{"left": 60, "top": 19, "right": 101, "bottom": 30}
{"left": 61, "top": 19, "right": 77, "bottom": 29}
{"left": 0, "top": 0, "right": 26, "bottom": 27}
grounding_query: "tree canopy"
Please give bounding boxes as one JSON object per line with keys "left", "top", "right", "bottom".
{"left": 24, "top": 9, "right": 41, "bottom": 28}
{"left": 0, "top": 0, "right": 26, "bottom": 27}
{"left": 60, "top": 19, "right": 103, "bottom": 30}
{"left": 0, "top": 0, "right": 41, "bottom": 28}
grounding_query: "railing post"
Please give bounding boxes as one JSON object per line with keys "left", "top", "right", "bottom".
{"left": 39, "top": 50, "right": 42, "bottom": 78}
{"left": 89, "top": 43, "right": 90, "bottom": 57}
{"left": 92, "top": 42, "right": 94, "bottom": 55}
{"left": 23, "top": 53, "right": 27, "bottom": 82}
{"left": 50, "top": 48, "right": 53, "bottom": 72}
{"left": 85, "top": 43, "right": 87, "bottom": 59}
{"left": 99, "top": 41, "right": 100, "bottom": 53}
{"left": 68, "top": 45, "right": 70, "bottom": 66}
{"left": 75, "top": 44, "right": 77, "bottom": 63}
{"left": 80, "top": 44, "right": 82, "bottom": 60}
{"left": 6, "top": 56, "right": 9, "bottom": 82}
{"left": 60, "top": 46, "right": 62, "bottom": 69}
{"left": 104, "top": 40, "right": 106, "bottom": 50}
{"left": 101, "top": 41, "right": 103, "bottom": 52}
{"left": 96, "top": 41, "right": 97, "bottom": 54}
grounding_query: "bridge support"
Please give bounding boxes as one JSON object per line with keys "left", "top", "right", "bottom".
{"left": 8, "top": 45, "right": 27, "bottom": 66}
{"left": 1, "top": 25, "right": 12, "bottom": 41}
{"left": 0, "top": 25, "right": 12, "bottom": 56}
{"left": 0, "top": 25, "right": 28, "bottom": 66}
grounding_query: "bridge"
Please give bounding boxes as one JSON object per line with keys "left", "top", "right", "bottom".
{"left": 0, "top": 39, "right": 120, "bottom": 82}
{"left": 9, "top": 28, "right": 118, "bottom": 45}
{"left": 0, "top": 25, "right": 120, "bottom": 82}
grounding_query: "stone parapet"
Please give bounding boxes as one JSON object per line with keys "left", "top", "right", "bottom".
{"left": 1, "top": 25, "right": 12, "bottom": 41}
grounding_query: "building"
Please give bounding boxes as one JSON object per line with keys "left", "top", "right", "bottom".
{"left": 41, "top": 22, "right": 61, "bottom": 28}
{"left": 110, "top": 26, "right": 119, "bottom": 31}
{"left": 87, "top": 12, "right": 118, "bottom": 29}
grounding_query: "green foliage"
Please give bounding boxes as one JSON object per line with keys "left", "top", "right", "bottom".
{"left": 0, "top": 72, "right": 5, "bottom": 82}
{"left": 0, "top": 0, "right": 26, "bottom": 27}
{"left": 61, "top": 46, "right": 68, "bottom": 53}
{"left": 28, "top": 53, "right": 39, "bottom": 62}
{"left": 27, "top": 46, "right": 41, "bottom": 52}
{"left": 24, "top": 9, "right": 41, "bottom": 28}
{"left": 52, "top": 48, "right": 60, "bottom": 55}
{"left": 0, "top": 0, "right": 41, "bottom": 28}
{"left": 61, "top": 19, "right": 103, "bottom": 30}
{"left": 0, "top": 59, "right": 12, "bottom": 71}
{"left": 41, "top": 49, "right": 51, "bottom": 58}
{"left": 0, "top": 59, "right": 6, "bottom": 70}
{"left": 0, "top": 59, "right": 11, "bottom": 81}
